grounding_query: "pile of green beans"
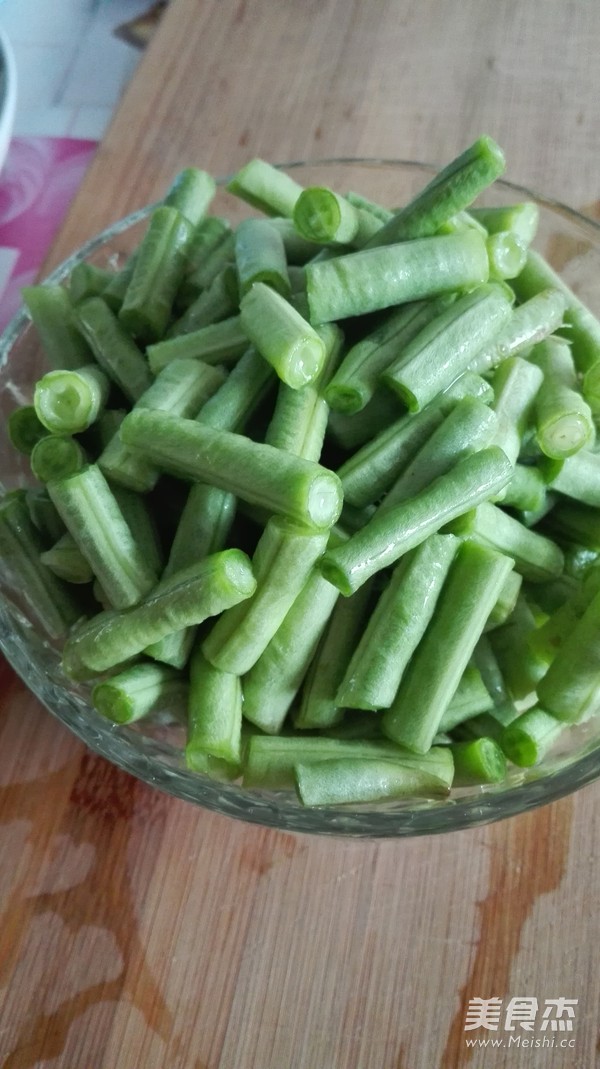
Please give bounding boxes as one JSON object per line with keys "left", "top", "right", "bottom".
{"left": 5, "top": 141, "right": 600, "bottom": 808}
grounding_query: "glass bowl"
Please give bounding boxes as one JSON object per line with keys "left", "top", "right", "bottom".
{"left": 2, "top": 158, "right": 600, "bottom": 838}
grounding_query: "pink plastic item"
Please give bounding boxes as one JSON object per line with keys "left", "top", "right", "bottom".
{"left": 0, "top": 137, "right": 97, "bottom": 331}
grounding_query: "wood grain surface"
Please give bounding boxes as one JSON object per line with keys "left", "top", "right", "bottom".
{"left": 3, "top": 2, "right": 600, "bottom": 1066}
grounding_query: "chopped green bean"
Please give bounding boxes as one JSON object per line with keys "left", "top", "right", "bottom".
{"left": 34, "top": 364, "right": 110, "bottom": 435}
{"left": 93, "top": 662, "right": 187, "bottom": 724}
{"left": 382, "top": 283, "right": 512, "bottom": 412}
{"left": 119, "top": 206, "right": 193, "bottom": 342}
{"left": 363, "top": 136, "right": 505, "bottom": 247}
{"left": 381, "top": 542, "right": 514, "bottom": 753}
{"left": 62, "top": 548, "right": 256, "bottom": 680}
{"left": 75, "top": 297, "right": 153, "bottom": 402}
{"left": 23, "top": 284, "right": 93, "bottom": 370}
{"left": 120, "top": 409, "right": 343, "bottom": 530}
{"left": 187, "top": 646, "right": 242, "bottom": 765}
{"left": 240, "top": 281, "right": 326, "bottom": 389}
{"left": 30, "top": 435, "right": 87, "bottom": 483}
{"left": 8, "top": 406, "right": 49, "bottom": 455}
{"left": 336, "top": 533, "right": 458, "bottom": 710}
{"left": 306, "top": 230, "right": 489, "bottom": 323}
{"left": 321, "top": 446, "right": 513, "bottom": 595}
{"left": 202, "top": 516, "right": 328, "bottom": 675}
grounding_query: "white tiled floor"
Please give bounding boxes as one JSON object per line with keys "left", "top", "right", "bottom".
{"left": 0, "top": 0, "right": 151, "bottom": 139}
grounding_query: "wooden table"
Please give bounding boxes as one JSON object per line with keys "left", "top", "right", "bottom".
{"left": 2, "top": 2, "right": 600, "bottom": 1066}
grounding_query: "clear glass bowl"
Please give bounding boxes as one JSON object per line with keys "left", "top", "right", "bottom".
{"left": 2, "top": 159, "right": 600, "bottom": 838}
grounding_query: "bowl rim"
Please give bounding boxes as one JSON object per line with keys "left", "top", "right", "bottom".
{"left": 2, "top": 156, "right": 600, "bottom": 838}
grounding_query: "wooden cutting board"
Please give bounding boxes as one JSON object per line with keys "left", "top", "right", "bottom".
{"left": 3, "top": 1, "right": 600, "bottom": 1066}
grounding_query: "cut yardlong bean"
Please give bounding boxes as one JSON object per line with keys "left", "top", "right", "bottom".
{"left": 226, "top": 158, "right": 303, "bottom": 217}
{"left": 306, "top": 230, "right": 489, "bottom": 323}
{"left": 265, "top": 217, "right": 322, "bottom": 264}
{"left": 501, "top": 463, "right": 547, "bottom": 513}
{"left": 8, "top": 406, "right": 48, "bottom": 455}
{"left": 448, "top": 501, "right": 564, "bottom": 581}
{"left": 345, "top": 191, "right": 393, "bottom": 224}
{"left": 294, "top": 581, "right": 374, "bottom": 729}
{"left": 40, "top": 532, "right": 94, "bottom": 584}
{"left": 337, "top": 403, "right": 446, "bottom": 509}
{"left": 324, "top": 296, "right": 452, "bottom": 413}
{"left": 530, "top": 337, "right": 594, "bottom": 459}
{"left": 450, "top": 737, "right": 507, "bottom": 784}
{"left": 500, "top": 705, "right": 564, "bottom": 766}
{"left": 265, "top": 323, "right": 343, "bottom": 459}
{"left": 437, "top": 210, "right": 487, "bottom": 237}
{"left": 240, "top": 281, "right": 326, "bottom": 388}
{"left": 321, "top": 445, "right": 513, "bottom": 595}
{"left": 147, "top": 315, "right": 248, "bottom": 373}
{"left": 69, "top": 262, "right": 115, "bottom": 305}
{"left": 186, "top": 647, "right": 242, "bottom": 765}
{"left": 241, "top": 561, "right": 341, "bottom": 734}
{"left": 146, "top": 350, "right": 274, "bottom": 666}
{"left": 437, "top": 664, "right": 494, "bottom": 732}
{"left": 163, "top": 167, "right": 216, "bottom": 226}
{"left": 326, "top": 388, "right": 402, "bottom": 451}
{"left": 183, "top": 216, "right": 230, "bottom": 277}
{"left": 511, "top": 248, "right": 600, "bottom": 381}
{"left": 489, "top": 356, "right": 543, "bottom": 465}
{"left": 472, "top": 634, "right": 510, "bottom": 706}
{"left": 113, "top": 486, "right": 164, "bottom": 577}
{"left": 293, "top": 186, "right": 380, "bottom": 246}
{"left": 120, "top": 409, "right": 343, "bottom": 529}
{"left": 485, "top": 232, "right": 526, "bottom": 280}
{"left": 93, "top": 662, "right": 187, "bottom": 724}
{"left": 61, "top": 548, "right": 256, "bottom": 680}
{"left": 199, "top": 345, "right": 276, "bottom": 431}
{"left": 144, "top": 485, "right": 236, "bottom": 668}
{"left": 169, "top": 265, "right": 239, "bottom": 337}
{"left": 25, "top": 488, "right": 66, "bottom": 546}
{"left": 202, "top": 516, "right": 328, "bottom": 675}
{"left": 30, "top": 435, "right": 87, "bottom": 483}
{"left": 102, "top": 255, "right": 137, "bottom": 313}
{"left": 98, "top": 359, "right": 225, "bottom": 492}
{"left": 0, "top": 492, "right": 83, "bottom": 637}
{"left": 536, "top": 584, "right": 600, "bottom": 721}
{"left": 468, "top": 289, "right": 567, "bottom": 374}
{"left": 379, "top": 396, "right": 497, "bottom": 510}
{"left": 381, "top": 542, "right": 514, "bottom": 753}
{"left": 47, "top": 464, "right": 158, "bottom": 610}
{"left": 545, "top": 499, "right": 600, "bottom": 550}
{"left": 362, "top": 136, "right": 505, "bottom": 248}
{"left": 484, "top": 568, "right": 522, "bottom": 630}
{"left": 336, "top": 533, "right": 458, "bottom": 710}
{"left": 443, "top": 370, "right": 495, "bottom": 405}
{"left": 382, "top": 284, "right": 512, "bottom": 412}
{"left": 489, "top": 594, "right": 550, "bottom": 700}
{"left": 295, "top": 759, "right": 448, "bottom": 806}
{"left": 23, "top": 285, "right": 93, "bottom": 370}
{"left": 34, "top": 364, "right": 110, "bottom": 435}
{"left": 546, "top": 449, "right": 600, "bottom": 507}
{"left": 75, "top": 297, "right": 153, "bottom": 402}
{"left": 451, "top": 699, "right": 520, "bottom": 747}
{"left": 188, "top": 232, "right": 235, "bottom": 292}
{"left": 470, "top": 202, "right": 540, "bottom": 243}
{"left": 119, "top": 206, "right": 193, "bottom": 342}
{"left": 243, "top": 735, "right": 454, "bottom": 791}
{"left": 234, "top": 217, "right": 290, "bottom": 297}
{"left": 334, "top": 370, "right": 492, "bottom": 499}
